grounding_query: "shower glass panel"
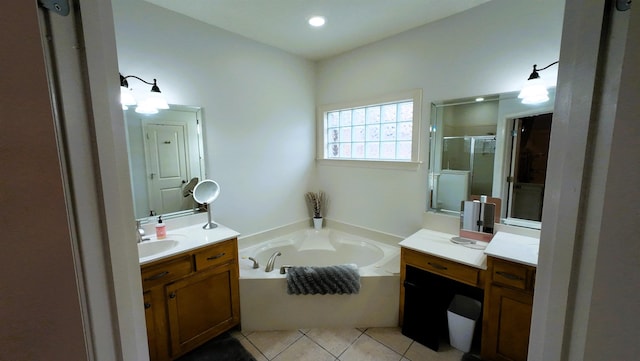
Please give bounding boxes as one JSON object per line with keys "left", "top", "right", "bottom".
{"left": 471, "top": 137, "right": 495, "bottom": 196}
{"left": 442, "top": 137, "right": 471, "bottom": 171}
{"left": 442, "top": 135, "right": 495, "bottom": 200}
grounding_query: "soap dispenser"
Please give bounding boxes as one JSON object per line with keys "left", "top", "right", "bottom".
{"left": 155, "top": 216, "right": 166, "bottom": 239}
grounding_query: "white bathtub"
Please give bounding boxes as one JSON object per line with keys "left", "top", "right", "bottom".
{"left": 238, "top": 228, "right": 401, "bottom": 331}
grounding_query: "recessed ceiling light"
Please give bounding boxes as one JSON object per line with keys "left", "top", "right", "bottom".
{"left": 308, "top": 16, "right": 326, "bottom": 27}
{"left": 475, "top": 97, "right": 485, "bottom": 102}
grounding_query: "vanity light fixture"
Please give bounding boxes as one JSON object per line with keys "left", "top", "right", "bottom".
{"left": 518, "top": 61, "right": 558, "bottom": 104}
{"left": 119, "top": 73, "right": 170, "bottom": 114}
{"left": 308, "top": 16, "right": 326, "bottom": 27}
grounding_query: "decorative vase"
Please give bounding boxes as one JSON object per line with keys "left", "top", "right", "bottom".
{"left": 313, "top": 217, "right": 323, "bottom": 230}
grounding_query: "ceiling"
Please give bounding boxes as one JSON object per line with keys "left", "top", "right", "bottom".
{"left": 143, "top": 0, "right": 493, "bottom": 60}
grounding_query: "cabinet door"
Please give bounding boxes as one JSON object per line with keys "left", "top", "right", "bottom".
{"left": 143, "top": 291, "right": 157, "bottom": 361}
{"left": 484, "top": 285, "right": 533, "bottom": 361}
{"left": 143, "top": 288, "right": 171, "bottom": 361}
{"left": 165, "top": 263, "right": 240, "bottom": 358}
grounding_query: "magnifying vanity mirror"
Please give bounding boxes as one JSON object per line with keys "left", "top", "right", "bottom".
{"left": 428, "top": 89, "right": 555, "bottom": 228}
{"left": 124, "top": 104, "right": 206, "bottom": 221}
{"left": 192, "top": 180, "right": 220, "bottom": 229}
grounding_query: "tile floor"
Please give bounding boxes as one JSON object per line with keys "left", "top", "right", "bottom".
{"left": 231, "top": 327, "right": 465, "bottom": 361}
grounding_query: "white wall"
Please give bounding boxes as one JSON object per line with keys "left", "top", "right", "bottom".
{"left": 112, "top": 0, "right": 317, "bottom": 236}
{"left": 112, "top": 0, "right": 564, "bottom": 238}
{"left": 316, "top": 0, "right": 564, "bottom": 236}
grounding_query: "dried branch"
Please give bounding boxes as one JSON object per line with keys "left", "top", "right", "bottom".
{"left": 305, "top": 191, "right": 326, "bottom": 218}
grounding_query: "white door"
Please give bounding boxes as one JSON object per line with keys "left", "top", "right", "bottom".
{"left": 143, "top": 122, "right": 189, "bottom": 215}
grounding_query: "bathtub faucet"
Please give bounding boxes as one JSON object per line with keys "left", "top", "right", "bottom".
{"left": 248, "top": 257, "right": 259, "bottom": 269}
{"left": 280, "top": 265, "right": 293, "bottom": 274}
{"left": 265, "top": 251, "right": 282, "bottom": 272}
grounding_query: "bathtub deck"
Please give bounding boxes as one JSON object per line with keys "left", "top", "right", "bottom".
{"left": 239, "top": 275, "right": 400, "bottom": 331}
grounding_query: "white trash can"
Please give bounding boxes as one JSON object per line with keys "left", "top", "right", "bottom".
{"left": 447, "top": 294, "right": 482, "bottom": 352}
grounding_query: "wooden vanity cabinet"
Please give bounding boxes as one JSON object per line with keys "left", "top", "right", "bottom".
{"left": 402, "top": 247, "right": 483, "bottom": 288}
{"left": 140, "top": 238, "right": 240, "bottom": 361}
{"left": 399, "top": 247, "right": 486, "bottom": 352}
{"left": 399, "top": 247, "right": 484, "bottom": 324}
{"left": 482, "top": 257, "right": 536, "bottom": 361}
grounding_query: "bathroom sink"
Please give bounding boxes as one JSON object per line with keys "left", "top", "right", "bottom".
{"left": 138, "top": 239, "right": 179, "bottom": 258}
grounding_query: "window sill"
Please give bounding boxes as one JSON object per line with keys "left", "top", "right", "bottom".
{"left": 317, "top": 159, "right": 422, "bottom": 171}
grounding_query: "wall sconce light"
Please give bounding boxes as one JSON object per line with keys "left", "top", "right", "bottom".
{"left": 119, "top": 73, "right": 169, "bottom": 114}
{"left": 518, "top": 61, "right": 558, "bottom": 104}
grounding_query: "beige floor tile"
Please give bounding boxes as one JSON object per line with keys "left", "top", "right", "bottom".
{"left": 272, "top": 336, "right": 336, "bottom": 361}
{"left": 241, "top": 329, "right": 255, "bottom": 337}
{"left": 403, "top": 341, "right": 450, "bottom": 361}
{"left": 305, "top": 328, "right": 363, "bottom": 357}
{"left": 434, "top": 344, "right": 465, "bottom": 361}
{"left": 237, "top": 336, "right": 268, "bottom": 361}
{"left": 339, "top": 334, "right": 403, "bottom": 361}
{"left": 365, "top": 327, "right": 413, "bottom": 355}
{"left": 245, "top": 330, "right": 304, "bottom": 359}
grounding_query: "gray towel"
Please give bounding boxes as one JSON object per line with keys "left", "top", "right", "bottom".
{"left": 286, "top": 264, "right": 360, "bottom": 295}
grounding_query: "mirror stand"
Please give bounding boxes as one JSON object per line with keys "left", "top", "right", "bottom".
{"left": 202, "top": 204, "right": 218, "bottom": 230}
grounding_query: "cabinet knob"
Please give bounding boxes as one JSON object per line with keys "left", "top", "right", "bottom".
{"left": 169, "top": 292, "right": 176, "bottom": 299}
{"left": 144, "top": 302, "right": 151, "bottom": 309}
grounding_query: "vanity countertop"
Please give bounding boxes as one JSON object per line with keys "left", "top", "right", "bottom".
{"left": 399, "top": 229, "right": 488, "bottom": 270}
{"left": 138, "top": 222, "right": 240, "bottom": 266}
{"left": 484, "top": 231, "right": 540, "bottom": 267}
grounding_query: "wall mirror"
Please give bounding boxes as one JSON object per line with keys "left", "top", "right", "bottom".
{"left": 428, "top": 89, "right": 555, "bottom": 228}
{"left": 124, "top": 105, "right": 206, "bottom": 221}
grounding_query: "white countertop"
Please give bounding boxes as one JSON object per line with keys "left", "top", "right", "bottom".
{"left": 484, "top": 231, "right": 540, "bottom": 267}
{"left": 138, "top": 222, "right": 240, "bottom": 266}
{"left": 399, "top": 229, "right": 488, "bottom": 270}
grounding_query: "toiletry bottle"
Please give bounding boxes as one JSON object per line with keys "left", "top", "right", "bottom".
{"left": 155, "top": 216, "right": 166, "bottom": 239}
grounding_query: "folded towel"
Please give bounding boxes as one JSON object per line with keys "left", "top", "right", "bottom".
{"left": 286, "top": 264, "right": 360, "bottom": 295}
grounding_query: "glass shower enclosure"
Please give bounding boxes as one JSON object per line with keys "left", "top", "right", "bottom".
{"left": 437, "top": 135, "right": 496, "bottom": 210}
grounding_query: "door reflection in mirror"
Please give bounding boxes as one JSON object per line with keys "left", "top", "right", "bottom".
{"left": 505, "top": 113, "right": 552, "bottom": 222}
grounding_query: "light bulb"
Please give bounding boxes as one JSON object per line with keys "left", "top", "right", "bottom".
{"left": 518, "top": 78, "right": 549, "bottom": 104}
{"left": 308, "top": 16, "right": 326, "bottom": 27}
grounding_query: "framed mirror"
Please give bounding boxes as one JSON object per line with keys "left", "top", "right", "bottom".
{"left": 428, "top": 89, "right": 555, "bottom": 228}
{"left": 124, "top": 104, "right": 206, "bottom": 221}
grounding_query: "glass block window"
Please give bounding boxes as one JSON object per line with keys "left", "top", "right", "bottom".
{"left": 319, "top": 89, "right": 422, "bottom": 163}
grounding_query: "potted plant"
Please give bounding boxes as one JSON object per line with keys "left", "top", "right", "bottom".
{"left": 305, "top": 191, "right": 326, "bottom": 230}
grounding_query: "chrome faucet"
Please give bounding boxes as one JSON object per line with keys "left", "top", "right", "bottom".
{"left": 136, "top": 220, "right": 151, "bottom": 243}
{"left": 248, "top": 257, "right": 260, "bottom": 269}
{"left": 264, "top": 251, "right": 282, "bottom": 272}
{"left": 280, "top": 265, "right": 293, "bottom": 274}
